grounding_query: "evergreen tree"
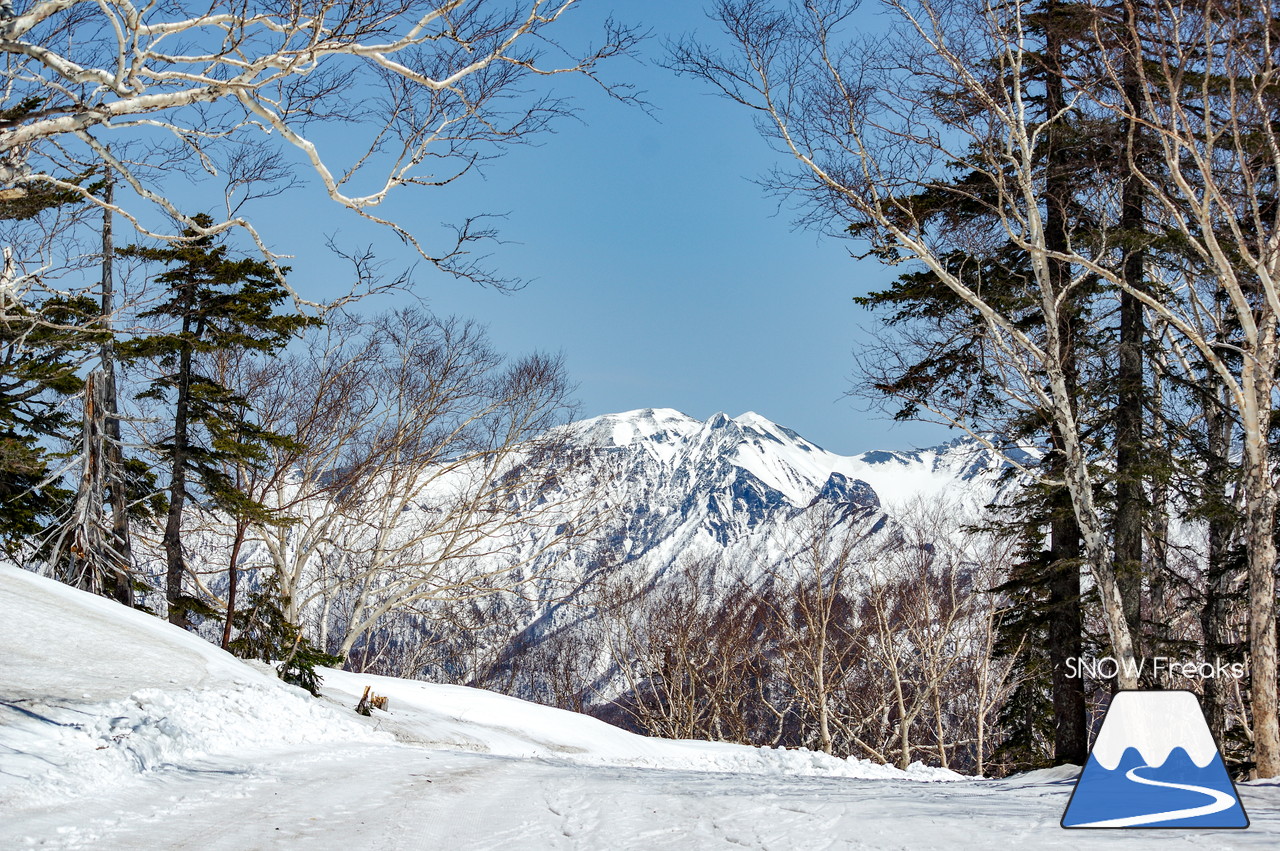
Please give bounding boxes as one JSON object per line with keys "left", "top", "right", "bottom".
{"left": 0, "top": 294, "right": 102, "bottom": 555}
{"left": 0, "top": 99, "right": 106, "bottom": 559}
{"left": 118, "top": 216, "right": 317, "bottom": 625}
{"left": 226, "top": 572, "right": 342, "bottom": 696}
{"left": 847, "top": 0, "right": 1153, "bottom": 767}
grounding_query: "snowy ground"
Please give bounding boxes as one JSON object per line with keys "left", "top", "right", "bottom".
{"left": 3, "top": 566, "right": 1277, "bottom": 849}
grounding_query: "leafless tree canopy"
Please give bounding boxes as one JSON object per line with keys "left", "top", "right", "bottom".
{"left": 154, "top": 306, "right": 610, "bottom": 664}
{"left": 0, "top": 1, "right": 641, "bottom": 293}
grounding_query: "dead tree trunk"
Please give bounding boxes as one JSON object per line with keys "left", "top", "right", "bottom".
{"left": 99, "top": 170, "right": 133, "bottom": 606}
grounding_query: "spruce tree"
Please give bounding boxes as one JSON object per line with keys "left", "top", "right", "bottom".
{"left": 118, "top": 216, "right": 316, "bottom": 625}
{"left": 848, "top": 0, "right": 1145, "bottom": 767}
{"left": 0, "top": 295, "right": 102, "bottom": 555}
{"left": 227, "top": 572, "right": 342, "bottom": 696}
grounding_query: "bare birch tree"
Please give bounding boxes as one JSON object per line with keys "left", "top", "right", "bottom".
{"left": 761, "top": 506, "right": 864, "bottom": 755}
{"left": 1079, "top": 0, "right": 1280, "bottom": 778}
{"left": 0, "top": 1, "right": 640, "bottom": 293}
{"left": 843, "top": 497, "right": 1003, "bottom": 769}
{"left": 193, "top": 307, "right": 604, "bottom": 662}
{"left": 669, "top": 0, "right": 1143, "bottom": 688}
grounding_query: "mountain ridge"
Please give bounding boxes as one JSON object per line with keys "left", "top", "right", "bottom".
{"left": 479, "top": 408, "right": 1025, "bottom": 648}
{"left": 566, "top": 406, "right": 1019, "bottom": 516}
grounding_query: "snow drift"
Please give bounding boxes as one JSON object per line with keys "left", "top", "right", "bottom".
{"left": 0, "top": 567, "right": 386, "bottom": 807}
{"left": 0, "top": 563, "right": 957, "bottom": 817}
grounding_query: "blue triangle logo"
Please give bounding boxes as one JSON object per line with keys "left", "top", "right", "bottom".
{"left": 1061, "top": 690, "right": 1249, "bottom": 828}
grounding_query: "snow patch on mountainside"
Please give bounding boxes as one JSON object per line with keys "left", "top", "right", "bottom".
{"left": 573, "top": 407, "right": 702, "bottom": 449}
{"left": 839, "top": 438, "right": 1014, "bottom": 513}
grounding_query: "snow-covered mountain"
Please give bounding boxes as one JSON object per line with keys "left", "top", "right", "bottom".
{"left": 567, "top": 407, "right": 881, "bottom": 563}
{"left": 538, "top": 407, "right": 1017, "bottom": 579}
{"left": 449, "top": 408, "right": 1025, "bottom": 676}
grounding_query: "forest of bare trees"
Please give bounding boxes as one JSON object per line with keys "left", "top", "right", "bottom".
{"left": 420, "top": 499, "right": 1021, "bottom": 777}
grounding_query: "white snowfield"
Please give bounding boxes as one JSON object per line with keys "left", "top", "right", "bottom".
{"left": 2, "top": 566, "right": 1278, "bottom": 849}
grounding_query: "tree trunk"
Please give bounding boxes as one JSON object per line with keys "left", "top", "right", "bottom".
{"left": 1242, "top": 410, "right": 1279, "bottom": 777}
{"left": 1049, "top": 467, "right": 1088, "bottom": 765}
{"left": 99, "top": 170, "right": 133, "bottom": 607}
{"left": 1244, "top": 476, "right": 1279, "bottom": 778}
{"left": 66, "top": 371, "right": 107, "bottom": 594}
{"left": 164, "top": 322, "right": 194, "bottom": 626}
{"left": 1114, "top": 16, "right": 1146, "bottom": 651}
{"left": 1044, "top": 1, "right": 1089, "bottom": 763}
{"left": 1201, "top": 392, "right": 1234, "bottom": 744}
{"left": 816, "top": 630, "right": 832, "bottom": 755}
{"left": 221, "top": 520, "right": 248, "bottom": 649}
{"left": 1147, "top": 349, "right": 1170, "bottom": 628}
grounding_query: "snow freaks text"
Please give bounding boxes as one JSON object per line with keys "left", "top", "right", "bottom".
{"left": 1064, "top": 657, "right": 1246, "bottom": 680}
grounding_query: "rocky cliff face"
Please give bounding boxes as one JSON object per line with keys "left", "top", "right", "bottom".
{"left": 450, "top": 409, "right": 1024, "bottom": 673}
{"left": 550, "top": 407, "right": 1017, "bottom": 569}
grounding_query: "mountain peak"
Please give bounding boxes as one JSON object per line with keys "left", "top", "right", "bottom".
{"left": 708, "top": 411, "right": 733, "bottom": 428}
{"left": 610, "top": 407, "right": 695, "bottom": 425}
{"left": 733, "top": 411, "right": 770, "bottom": 427}
{"left": 573, "top": 408, "right": 702, "bottom": 447}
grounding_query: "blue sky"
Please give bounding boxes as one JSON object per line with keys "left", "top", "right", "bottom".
{"left": 254, "top": 2, "right": 952, "bottom": 456}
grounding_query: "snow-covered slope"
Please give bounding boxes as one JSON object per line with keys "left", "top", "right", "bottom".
{"left": 0, "top": 565, "right": 953, "bottom": 813}
{"left": 318, "top": 667, "right": 956, "bottom": 781}
{"left": 838, "top": 437, "right": 1027, "bottom": 513}
{"left": 0, "top": 567, "right": 386, "bottom": 806}
{"left": 5, "top": 566, "right": 1279, "bottom": 849}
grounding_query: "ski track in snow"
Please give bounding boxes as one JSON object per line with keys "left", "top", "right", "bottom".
{"left": 4, "top": 744, "right": 1278, "bottom": 850}
{"left": 1070, "top": 765, "right": 1238, "bottom": 828}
